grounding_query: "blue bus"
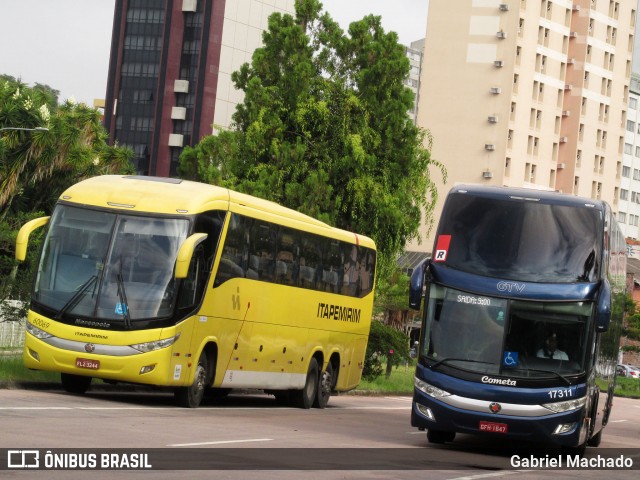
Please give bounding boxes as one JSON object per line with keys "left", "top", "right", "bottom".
{"left": 409, "top": 185, "right": 626, "bottom": 454}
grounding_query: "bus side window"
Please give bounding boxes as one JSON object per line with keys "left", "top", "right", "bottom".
{"left": 322, "top": 240, "right": 343, "bottom": 293}
{"left": 299, "top": 233, "right": 320, "bottom": 289}
{"left": 177, "top": 244, "right": 206, "bottom": 310}
{"left": 249, "top": 222, "right": 275, "bottom": 282}
{"left": 342, "top": 244, "right": 359, "bottom": 296}
{"left": 276, "top": 228, "right": 297, "bottom": 286}
{"left": 355, "top": 248, "right": 375, "bottom": 297}
{"left": 214, "top": 213, "right": 247, "bottom": 286}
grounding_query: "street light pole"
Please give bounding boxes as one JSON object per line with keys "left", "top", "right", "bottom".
{"left": 0, "top": 127, "right": 49, "bottom": 132}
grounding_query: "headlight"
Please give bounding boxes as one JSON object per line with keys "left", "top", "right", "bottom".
{"left": 26, "top": 321, "right": 53, "bottom": 340}
{"left": 131, "top": 333, "right": 180, "bottom": 353}
{"left": 542, "top": 396, "right": 586, "bottom": 413}
{"left": 414, "top": 377, "right": 451, "bottom": 398}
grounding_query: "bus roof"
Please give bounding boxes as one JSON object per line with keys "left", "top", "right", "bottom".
{"left": 58, "top": 175, "right": 375, "bottom": 248}
{"left": 449, "top": 184, "right": 607, "bottom": 211}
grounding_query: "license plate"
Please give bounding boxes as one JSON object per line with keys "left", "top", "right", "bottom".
{"left": 76, "top": 358, "right": 100, "bottom": 370}
{"left": 479, "top": 421, "right": 508, "bottom": 433}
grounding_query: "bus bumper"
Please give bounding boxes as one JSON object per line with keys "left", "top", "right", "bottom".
{"left": 411, "top": 389, "right": 586, "bottom": 447}
{"left": 23, "top": 332, "right": 182, "bottom": 387}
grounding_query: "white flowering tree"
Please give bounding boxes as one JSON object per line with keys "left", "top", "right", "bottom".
{"left": 0, "top": 77, "right": 134, "bottom": 321}
{"left": 0, "top": 78, "right": 133, "bottom": 217}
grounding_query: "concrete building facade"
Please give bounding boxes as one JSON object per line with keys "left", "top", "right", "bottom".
{"left": 619, "top": 72, "right": 640, "bottom": 239}
{"left": 405, "top": 39, "right": 425, "bottom": 124}
{"left": 408, "top": 0, "right": 637, "bottom": 252}
{"left": 104, "top": 0, "right": 295, "bottom": 177}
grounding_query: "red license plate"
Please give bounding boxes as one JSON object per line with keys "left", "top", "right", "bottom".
{"left": 76, "top": 358, "right": 100, "bottom": 370}
{"left": 479, "top": 421, "right": 508, "bottom": 433}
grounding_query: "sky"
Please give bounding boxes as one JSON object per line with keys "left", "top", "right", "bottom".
{"left": 0, "top": 0, "right": 429, "bottom": 106}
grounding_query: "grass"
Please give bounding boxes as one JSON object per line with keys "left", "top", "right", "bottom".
{"left": 0, "top": 354, "right": 59, "bottom": 384}
{"left": 613, "top": 376, "right": 640, "bottom": 398}
{"left": 356, "top": 362, "right": 416, "bottom": 394}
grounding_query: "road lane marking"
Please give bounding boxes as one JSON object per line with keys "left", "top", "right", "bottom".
{"left": 610, "top": 419, "right": 628, "bottom": 423}
{"left": 168, "top": 438, "right": 273, "bottom": 447}
{"left": 449, "top": 471, "right": 528, "bottom": 480}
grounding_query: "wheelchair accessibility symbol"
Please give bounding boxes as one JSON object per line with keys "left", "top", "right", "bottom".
{"left": 503, "top": 351, "right": 519, "bottom": 368}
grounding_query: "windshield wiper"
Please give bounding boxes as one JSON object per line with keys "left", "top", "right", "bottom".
{"left": 517, "top": 367, "right": 572, "bottom": 385}
{"left": 55, "top": 275, "right": 97, "bottom": 320}
{"left": 429, "top": 357, "right": 493, "bottom": 369}
{"left": 116, "top": 258, "right": 132, "bottom": 329}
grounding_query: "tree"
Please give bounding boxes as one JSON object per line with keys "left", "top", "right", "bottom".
{"left": 180, "top": 0, "right": 444, "bottom": 266}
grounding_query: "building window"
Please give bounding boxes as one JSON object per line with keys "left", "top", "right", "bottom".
{"left": 625, "top": 143, "right": 633, "bottom": 154}
{"left": 627, "top": 119, "right": 635, "bottom": 131}
{"left": 619, "top": 212, "right": 627, "bottom": 223}
{"left": 631, "top": 97, "right": 638, "bottom": 110}
{"left": 621, "top": 189, "right": 629, "bottom": 200}
{"left": 623, "top": 165, "right": 631, "bottom": 177}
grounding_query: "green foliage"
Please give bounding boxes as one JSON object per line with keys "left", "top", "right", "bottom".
{"left": 0, "top": 211, "right": 45, "bottom": 321}
{"left": 363, "top": 319, "right": 410, "bottom": 381}
{"left": 374, "top": 261, "right": 411, "bottom": 315}
{"left": 179, "top": 0, "right": 445, "bottom": 265}
{"left": 0, "top": 78, "right": 134, "bottom": 321}
{"left": 1, "top": 79, "right": 134, "bottom": 217}
{"left": 621, "top": 293, "right": 640, "bottom": 341}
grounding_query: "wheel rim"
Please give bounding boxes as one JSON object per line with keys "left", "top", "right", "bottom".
{"left": 191, "top": 362, "right": 206, "bottom": 404}
{"left": 320, "top": 367, "right": 332, "bottom": 397}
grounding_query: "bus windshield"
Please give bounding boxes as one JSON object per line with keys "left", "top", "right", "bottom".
{"left": 33, "top": 205, "right": 190, "bottom": 323}
{"left": 437, "top": 193, "right": 603, "bottom": 282}
{"left": 421, "top": 285, "right": 592, "bottom": 377}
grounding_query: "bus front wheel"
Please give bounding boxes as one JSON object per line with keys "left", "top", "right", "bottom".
{"left": 61, "top": 373, "right": 92, "bottom": 394}
{"left": 175, "top": 352, "right": 209, "bottom": 408}
{"left": 291, "top": 357, "right": 319, "bottom": 409}
{"left": 427, "top": 430, "right": 455, "bottom": 444}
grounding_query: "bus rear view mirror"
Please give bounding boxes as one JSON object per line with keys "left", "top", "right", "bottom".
{"left": 175, "top": 233, "right": 208, "bottom": 279}
{"left": 409, "top": 259, "right": 430, "bottom": 310}
{"left": 595, "top": 278, "right": 611, "bottom": 333}
{"left": 15, "top": 216, "right": 50, "bottom": 261}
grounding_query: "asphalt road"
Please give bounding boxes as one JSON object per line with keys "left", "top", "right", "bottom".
{"left": 0, "top": 387, "right": 638, "bottom": 479}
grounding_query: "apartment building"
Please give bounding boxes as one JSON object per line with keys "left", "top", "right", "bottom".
{"left": 103, "top": 0, "right": 295, "bottom": 176}
{"left": 619, "top": 73, "right": 640, "bottom": 239}
{"left": 407, "top": 0, "right": 637, "bottom": 252}
{"left": 406, "top": 39, "right": 425, "bottom": 123}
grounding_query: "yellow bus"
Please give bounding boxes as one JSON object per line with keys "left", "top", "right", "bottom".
{"left": 16, "top": 175, "right": 376, "bottom": 408}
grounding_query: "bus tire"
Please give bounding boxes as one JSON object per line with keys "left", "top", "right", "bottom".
{"left": 427, "top": 430, "right": 455, "bottom": 444}
{"left": 313, "top": 361, "right": 334, "bottom": 409}
{"left": 61, "top": 373, "right": 92, "bottom": 394}
{"left": 561, "top": 442, "right": 586, "bottom": 457}
{"left": 175, "top": 351, "right": 209, "bottom": 408}
{"left": 291, "top": 357, "right": 319, "bottom": 409}
{"left": 587, "top": 428, "right": 603, "bottom": 447}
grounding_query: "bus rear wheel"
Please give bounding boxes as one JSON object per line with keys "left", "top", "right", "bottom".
{"left": 313, "top": 362, "right": 334, "bottom": 409}
{"left": 291, "top": 357, "right": 319, "bottom": 409}
{"left": 175, "top": 352, "right": 209, "bottom": 408}
{"left": 61, "top": 373, "right": 92, "bottom": 394}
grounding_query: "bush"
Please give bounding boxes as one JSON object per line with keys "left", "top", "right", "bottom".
{"left": 363, "top": 320, "right": 410, "bottom": 381}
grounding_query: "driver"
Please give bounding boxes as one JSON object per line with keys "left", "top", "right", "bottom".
{"left": 536, "top": 331, "right": 569, "bottom": 360}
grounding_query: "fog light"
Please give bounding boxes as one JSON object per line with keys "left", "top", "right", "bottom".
{"left": 139, "top": 365, "right": 156, "bottom": 375}
{"left": 28, "top": 349, "right": 40, "bottom": 362}
{"left": 416, "top": 403, "right": 436, "bottom": 421}
{"left": 553, "top": 422, "right": 577, "bottom": 435}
